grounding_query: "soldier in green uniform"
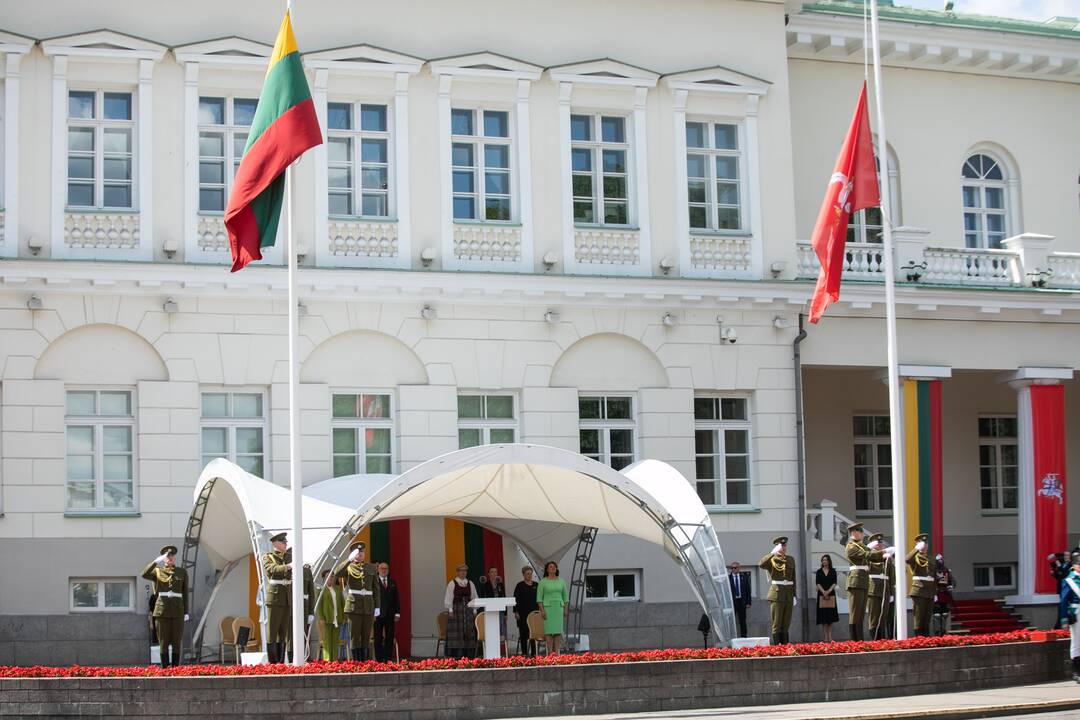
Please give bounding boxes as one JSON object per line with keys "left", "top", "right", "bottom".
{"left": 844, "top": 522, "right": 887, "bottom": 641}
{"left": 141, "top": 544, "right": 189, "bottom": 667}
{"left": 758, "top": 535, "right": 796, "bottom": 645}
{"left": 906, "top": 533, "right": 938, "bottom": 637}
{"left": 334, "top": 540, "right": 380, "bottom": 661}
{"left": 261, "top": 531, "right": 293, "bottom": 663}
{"left": 865, "top": 532, "right": 897, "bottom": 640}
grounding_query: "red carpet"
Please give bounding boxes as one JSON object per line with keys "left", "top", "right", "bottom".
{"left": 950, "top": 599, "right": 1026, "bottom": 634}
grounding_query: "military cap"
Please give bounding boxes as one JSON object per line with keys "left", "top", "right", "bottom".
{"left": 270, "top": 532, "right": 288, "bottom": 543}
{"left": 914, "top": 533, "right": 929, "bottom": 544}
{"left": 160, "top": 544, "right": 178, "bottom": 555}
{"left": 848, "top": 522, "right": 865, "bottom": 534}
{"left": 772, "top": 536, "right": 788, "bottom": 545}
{"left": 1071, "top": 550, "right": 1080, "bottom": 565}
{"left": 867, "top": 532, "right": 884, "bottom": 543}
{"left": 348, "top": 540, "right": 366, "bottom": 553}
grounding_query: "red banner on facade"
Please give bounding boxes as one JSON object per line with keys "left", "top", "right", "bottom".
{"left": 1031, "top": 384, "right": 1067, "bottom": 594}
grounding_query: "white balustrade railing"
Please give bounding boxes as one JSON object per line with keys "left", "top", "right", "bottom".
{"left": 795, "top": 241, "right": 885, "bottom": 280}
{"left": 1048, "top": 252, "right": 1080, "bottom": 289}
{"left": 922, "top": 246, "right": 1017, "bottom": 286}
{"left": 452, "top": 223, "right": 520, "bottom": 262}
{"left": 329, "top": 219, "right": 398, "bottom": 259}
{"left": 575, "top": 228, "right": 639, "bottom": 266}
{"left": 197, "top": 215, "right": 228, "bottom": 254}
{"left": 65, "top": 212, "right": 140, "bottom": 251}
{"left": 689, "top": 233, "right": 751, "bottom": 273}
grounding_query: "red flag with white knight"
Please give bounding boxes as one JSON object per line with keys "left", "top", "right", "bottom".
{"left": 808, "top": 82, "right": 880, "bottom": 323}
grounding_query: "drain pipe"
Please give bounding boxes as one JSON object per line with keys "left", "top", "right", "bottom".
{"left": 793, "top": 313, "right": 811, "bottom": 642}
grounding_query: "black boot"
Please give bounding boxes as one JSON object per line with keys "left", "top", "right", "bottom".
{"left": 848, "top": 624, "right": 857, "bottom": 641}
{"left": 1072, "top": 657, "right": 1079, "bottom": 683}
{"left": 351, "top": 646, "right": 362, "bottom": 661}
{"left": 360, "top": 647, "right": 369, "bottom": 662}
{"left": 160, "top": 646, "right": 170, "bottom": 669}
{"left": 770, "top": 633, "right": 780, "bottom": 645}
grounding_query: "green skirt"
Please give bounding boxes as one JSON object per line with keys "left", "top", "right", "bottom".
{"left": 541, "top": 603, "right": 565, "bottom": 635}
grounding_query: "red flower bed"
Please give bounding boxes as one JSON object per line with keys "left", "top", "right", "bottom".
{"left": 0, "top": 629, "right": 1065, "bottom": 679}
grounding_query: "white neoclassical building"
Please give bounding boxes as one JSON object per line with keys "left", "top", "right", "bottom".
{"left": 0, "top": 0, "right": 1078, "bottom": 664}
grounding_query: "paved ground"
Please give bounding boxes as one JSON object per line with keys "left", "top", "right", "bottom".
{"left": 511, "top": 681, "right": 1080, "bottom": 720}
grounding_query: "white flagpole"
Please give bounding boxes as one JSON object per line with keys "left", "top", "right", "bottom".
{"left": 867, "top": 0, "right": 908, "bottom": 640}
{"left": 286, "top": 160, "right": 306, "bottom": 665}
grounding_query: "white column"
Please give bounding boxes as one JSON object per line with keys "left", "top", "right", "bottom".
{"left": 181, "top": 62, "right": 199, "bottom": 261}
{"left": 671, "top": 88, "right": 690, "bottom": 274}
{"left": 515, "top": 78, "right": 534, "bottom": 273}
{"left": 136, "top": 58, "right": 154, "bottom": 261}
{"left": 436, "top": 74, "right": 453, "bottom": 270}
{"left": 393, "top": 71, "right": 412, "bottom": 270}
{"left": 632, "top": 85, "right": 651, "bottom": 277}
{"left": 744, "top": 94, "right": 764, "bottom": 279}
{"left": 50, "top": 55, "right": 68, "bottom": 257}
{"left": 311, "top": 68, "right": 329, "bottom": 268}
{"left": 2, "top": 52, "right": 22, "bottom": 258}
{"left": 557, "top": 81, "right": 575, "bottom": 274}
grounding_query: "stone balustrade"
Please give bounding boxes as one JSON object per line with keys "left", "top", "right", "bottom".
{"left": 689, "top": 233, "right": 752, "bottom": 273}
{"left": 329, "top": 219, "right": 399, "bottom": 260}
{"left": 452, "top": 223, "right": 520, "bottom": 263}
{"left": 922, "top": 246, "right": 1018, "bottom": 286}
{"left": 64, "top": 212, "right": 140, "bottom": 251}
{"left": 575, "top": 227, "right": 640, "bottom": 266}
{"left": 1047, "top": 253, "right": 1080, "bottom": 289}
{"left": 196, "top": 215, "right": 228, "bottom": 254}
{"left": 795, "top": 241, "right": 885, "bottom": 280}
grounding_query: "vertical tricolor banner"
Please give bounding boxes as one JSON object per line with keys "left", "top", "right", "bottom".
{"left": 1031, "top": 384, "right": 1067, "bottom": 594}
{"left": 903, "top": 379, "right": 943, "bottom": 553}
{"left": 443, "top": 519, "right": 505, "bottom": 587}
{"left": 355, "top": 520, "right": 412, "bottom": 657}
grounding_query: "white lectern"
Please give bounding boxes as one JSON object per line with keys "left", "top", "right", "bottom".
{"left": 468, "top": 597, "right": 516, "bottom": 659}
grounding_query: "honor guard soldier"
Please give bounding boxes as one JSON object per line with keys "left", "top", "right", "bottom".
{"left": 334, "top": 540, "right": 380, "bottom": 661}
{"left": 1059, "top": 550, "right": 1080, "bottom": 683}
{"left": 261, "top": 531, "right": 293, "bottom": 663}
{"left": 141, "top": 545, "right": 189, "bottom": 667}
{"left": 865, "top": 532, "right": 896, "bottom": 640}
{"left": 758, "top": 535, "right": 796, "bottom": 644}
{"left": 906, "top": 533, "right": 938, "bottom": 636}
{"left": 844, "top": 522, "right": 889, "bottom": 641}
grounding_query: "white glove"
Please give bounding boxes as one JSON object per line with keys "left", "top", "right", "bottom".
{"left": 867, "top": 540, "right": 881, "bottom": 550}
{"left": 771, "top": 543, "right": 783, "bottom": 555}
{"left": 793, "top": 596, "right": 798, "bottom": 607}
{"left": 374, "top": 608, "right": 381, "bottom": 618}
{"left": 307, "top": 614, "right": 314, "bottom": 624}
{"left": 184, "top": 613, "right": 190, "bottom": 622}
{"left": 394, "top": 614, "right": 400, "bottom": 621}
{"left": 286, "top": 562, "right": 294, "bottom": 571}
{"left": 155, "top": 554, "right": 168, "bottom": 565}
{"left": 1048, "top": 553, "right": 1057, "bottom": 561}
{"left": 915, "top": 541, "right": 926, "bottom": 552}
{"left": 884, "top": 547, "right": 896, "bottom": 558}
{"left": 348, "top": 549, "right": 360, "bottom": 561}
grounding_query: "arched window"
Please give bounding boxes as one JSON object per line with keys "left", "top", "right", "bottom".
{"left": 962, "top": 154, "right": 1008, "bottom": 248}
{"left": 847, "top": 143, "right": 900, "bottom": 245}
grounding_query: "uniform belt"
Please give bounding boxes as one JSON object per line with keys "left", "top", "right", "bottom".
{"left": 912, "top": 576, "right": 934, "bottom": 582}
{"left": 348, "top": 589, "right": 374, "bottom": 596}
{"left": 771, "top": 580, "right": 793, "bottom": 585}
{"left": 268, "top": 579, "right": 292, "bottom": 586}
{"left": 869, "top": 574, "right": 889, "bottom": 580}
{"left": 303, "top": 594, "right": 309, "bottom": 599}
{"left": 158, "top": 591, "right": 182, "bottom": 598}
{"left": 849, "top": 565, "right": 869, "bottom": 571}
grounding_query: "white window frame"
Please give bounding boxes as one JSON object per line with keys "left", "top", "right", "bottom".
{"left": 196, "top": 95, "right": 257, "bottom": 214}
{"left": 200, "top": 389, "right": 268, "bottom": 479}
{"left": 684, "top": 118, "right": 746, "bottom": 233}
{"left": 450, "top": 105, "right": 515, "bottom": 224}
{"left": 326, "top": 98, "right": 394, "bottom": 220}
{"left": 330, "top": 390, "right": 395, "bottom": 476}
{"left": 66, "top": 88, "right": 136, "bottom": 211}
{"left": 693, "top": 395, "right": 753, "bottom": 509}
{"left": 570, "top": 111, "right": 633, "bottom": 228}
{"left": 972, "top": 563, "right": 1015, "bottom": 591}
{"left": 65, "top": 388, "right": 138, "bottom": 514}
{"left": 853, "top": 413, "right": 892, "bottom": 516}
{"left": 962, "top": 153, "right": 1009, "bottom": 249}
{"left": 978, "top": 415, "right": 1018, "bottom": 515}
{"left": 584, "top": 570, "right": 641, "bottom": 602}
{"left": 457, "top": 393, "right": 518, "bottom": 449}
{"left": 69, "top": 577, "right": 136, "bottom": 612}
{"left": 578, "top": 394, "right": 637, "bottom": 471}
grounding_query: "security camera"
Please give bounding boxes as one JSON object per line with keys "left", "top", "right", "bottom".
{"left": 722, "top": 327, "right": 738, "bottom": 344}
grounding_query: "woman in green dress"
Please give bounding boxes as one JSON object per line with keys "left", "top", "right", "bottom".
{"left": 536, "top": 561, "right": 569, "bottom": 654}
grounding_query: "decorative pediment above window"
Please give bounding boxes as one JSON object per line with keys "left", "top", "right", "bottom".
{"left": 549, "top": 58, "right": 659, "bottom": 88}
{"left": 41, "top": 29, "right": 166, "bottom": 62}
{"left": 172, "top": 37, "right": 271, "bottom": 68}
{"left": 662, "top": 66, "right": 771, "bottom": 97}
{"left": 430, "top": 51, "right": 542, "bottom": 82}
{"left": 303, "top": 44, "right": 423, "bottom": 76}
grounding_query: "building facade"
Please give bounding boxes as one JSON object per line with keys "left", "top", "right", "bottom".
{"left": 0, "top": 0, "right": 1077, "bottom": 664}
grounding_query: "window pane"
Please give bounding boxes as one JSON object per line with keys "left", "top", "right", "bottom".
{"left": 570, "top": 115, "right": 591, "bottom": 141}
{"left": 458, "top": 395, "right": 483, "bottom": 419}
{"left": 68, "top": 156, "right": 94, "bottom": 180}
{"left": 579, "top": 428, "right": 600, "bottom": 455}
{"left": 993, "top": 566, "right": 1012, "bottom": 586}
{"left": 485, "top": 172, "right": 510, "bottom": 195}
{"left": 573, "top": 201, "right": 595, "bottom": 224}
{"left": 103, "top": 426, "right": 131, "bottom": 453}
{"left": 329, "top": 167, "right": 353, "bottom": 189}
{"left": 716, "top": 156, "right": 738, "bottom": 180}
{"left": 360, "top": 104, "right": 387, "bottom": 132}
{"left": 67, "top": 181, "right": 91, "bottom": 206}
{"left": 361, "top": 167, "right": 388, "bottom": 191}
{"left": 854, "top": 466, "right": 872, "bottom": 490}
{"left": 962, "top": 186, "right": 981, "bottom": 209}
{"left": 103, "top": 454, "right": 132, "bottom": 481}
{"left": 72, "top": 582, "right": 99, "bottom": 608}
{"left": 366, "top": 456, "right": 392, "bottom": 474}
{"left": 726, "top": 479, "right": 749, "bottom": 505}
{"left": 236, "top": 428, "right": 263, "bottom": 454}
{"left": 973, "top": 567, "right": 990, "bottom": 587}
{"left": 571, "top": 148, "right": 592, "bottom": 172}
{"left": 980, "top": 488, "right": 995, "bottom": 510}
{"left": 606, "top": 397, "right": 632, "bottom": 420}
{"left": 872, "top": 416, "right": 890, "bottom": 436}
{"left": 714, "top": 124, "right": 738, "bottom": 150}
{"left": 67, "top": 391, "right": 96, "bottom": 416}
{"left": 103, "top": 93, "right": 132, "bottom": 121}
{"left": 612, "top": 574, "right": 635, "bottom": 598}
{"left": 332, "top": 394, "right": 357, "bottom": 418}
{"left": 99, "top": 392, "right": 131, "bottom": 416}
{"left": 687, "top": 180, "right": 707, "bottom": 204}
{"left": 233, "top": 98, "right": 257, "bottom": 127}
{"left": 686, "top": 154, "right": 707, "bottom": 179}
{"left": 483, "top": 111, "right": 509, "bottom": 138}
{"left": 853, "top": 416, "right": 871, "bottom": 436}
{"left": 199, "top": 132, "right": 225, "bottom": 157}
{"left": 327, "top": 102, "right": 352, "bottom": 131}
{"left": 199, "top": 160, "right": 224, "bottom": 185}
{"left": 451, "top": 108, "right": 474, "bottom": 136}
{"left": 484, "top": 144, "right": 510, "bottom": 170}
{"left": 69, "top": 91, "right": 95, "bottom": 119}
{"left": 202, "top": 427, "right": 227, "bottom": 456}
{"left": 579, "top": 397, "right": 601, "bottom": 420}
{"left": 877, "top": 443, "right": 891, "bottom": 466}
{"left": 453, "top": 170, "right": 475, "bottom": 194}
{"left": 695, "top": 429, "right": 716, "bottom": 455}
{"left": 452, "top": 143, "right": 474, "bottom": 167}
{"left": 485, "top": 198, "right": 512, "bottom": 221}
{"left": 237, "top": 455, "right": 264, "bottom": 477}
{"left": 725, "top": 429, "right": 748, "bottom": 455}
{"left": 232, "top": 393, "right": 262, "bottom": 418}
{"left": 725, "top": 455, "right": 748, "bottom": 480}
{"left": 609, "top": 429, "right": 633, "bottom": 455}
{"left": 602, "top": 150, "right": 625, "bottom": 174}
{"left": 199, "top": 97, "right": 225, "bottom": 125}
{"left": 572, "top": 174, "right": 593, "bottom": 198}
{"left": 855, "top": 488, "right": 871, "bottom": 511}
{"left": 985, "top": 187, "right": 1004, "bottom": 209}
{"left": 200, "top": 189, "right": 224, "bottom": 212}
{"left": 67, "top": 455, "right": 94, "bottom": 481}
{"left": 717, "top": 207, "right": 740, "bottom": 230}
{"left": 486, "top": 395, "right": 513, "bottom": 419}
{"left": 696, "top": 455, "right": 716, "bottom": 481}
{"left": 453, "top": 197, "right": 476, "bottom": 220}
{"left": 67, "top": 426, "right": 94, "bottom": 454}
{"left": 327, "top": 137, "right": 351, "bottom": 164}
{"left": 600, "top": 116, "right": 625, "bottom": 143}
{"left": 685, "top": 122, "right": 706, "bottom": 149}
{"left": 67, "top": 481, "right": 96, "bottom": 509}
{"left": 104, "top": 158, "right": 132, "bottom": 183}
{"left": 361, "top": 394, "right": 390, "bottom": 418}
{"left": 721, "top": 398, "right": 747, "bottom": 420}
{"left": 585, "top": 575, "right": 608, "bottom": 598}
{"left": 103, "top": 184, "right": 132, "bottom": 208}
{"left": 689, "top": 206, "right": 707, "bottom": 229}
{"left": 361, "top": 138, "right": 387, "bottom": 164}
{"left": 333, "top": 455, "right": 357, "bottom": 477}
{"left": 68, "top": 127, "right": 94, "bottom": 152}
{"left": 717, "top": 182, "right": 739, "bottom": 205}
{"left": 604, "top": 202, "right": 628, "bottom": 225}
{"left": 694, "top": 397, "right": 717, "bottom": 420}
{"left": 104, "top": 582, "right": 131, "bottom": 608}
{"left": 696, "top": 481, "right": 716, "bottom": 505}
{"left": 365, "top": 428, "right": 391, "bottom": 453}
{"left": 458, "top": 428, "right": 481, "bottom": 449}
{"left": 490, "top": 428, "right": 515, "bottom": 444}
{"left": 610, "top": 455, "right": 633, "bottom": 471}
{"left": 328, "top": 193, "right": 352, "bottom": 216}
{"left": 332, "top": 427, "right": 356, "bottom": 454}
{"left": 360, "top": 195, "right": 387, "bottom": 217}
{"left": 1002, "top": 486, "right": 1018, "bottom": 509}
{"left": 999, "top": 418, "right": 1018, "bottom": 437}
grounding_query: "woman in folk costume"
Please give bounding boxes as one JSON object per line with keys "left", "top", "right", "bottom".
{"left": 444, "top": 564, "right": 478, "bottom": 657}
{"left": 1059, "top": 550, "right": 1080, "bottom": 683}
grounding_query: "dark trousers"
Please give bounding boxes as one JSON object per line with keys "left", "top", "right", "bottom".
{"left": 155, "top": 617, "right": 183, "bottom": 666}
{"left": 516, "top": 614, "right": 533, "bottom": 655}
{"left": 373, "top": 616, "right": 395, "bottom": 662}
{"left": 733, "top": 604, "right": 748, "bottom": 638}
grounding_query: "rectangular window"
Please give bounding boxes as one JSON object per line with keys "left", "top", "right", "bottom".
{"left": 973, "top": 563, "right": 1015, "bottom": 590}
{"left": 694, "top": 396, "right": 752, "bottom": 507}
{"left": 201, "top": 391, "right": 267, "bottom": 478}
{"left": 685, "top": 120, "right": 742, "bottom": 231}
{"left": 451, "top": 107, "right": 512, "bottom": 222}
{"left": 331, "top": 392, "right": 393, "bottom": 476}
{"left": 327, "top": 101, "right": 391, "bottom": 218}
{"left": 978, "top": 416, "right": 1018, "bottom": 512}
{"left": 65, "top": 390, "right": 135, "bottom": 512}
{"left": 70, "top": 577, "right": 135, "bottom": 612}
{"left": 579, "top": 395, "right": 635, "bottom": 471}
{"left": 458, "top": 394, "right": 516, "bottom": 449}
{"left": 67, "top": 90, "right": 135, "bottom": 209}
{"left": 571, "top": 113, "right": 630, "bottom": 226}
{"left": 584, "top": 570, "right": 640, "bottom": 601}
{"left": 197, "top": 96, "right": 257, "bottom": 213}
{"left": 853, "top": 415, "right": 892, "bottom": 514}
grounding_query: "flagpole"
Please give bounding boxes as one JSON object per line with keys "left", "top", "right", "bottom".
{"left": 867, "top": 0, "right": 908, "bottom": 641}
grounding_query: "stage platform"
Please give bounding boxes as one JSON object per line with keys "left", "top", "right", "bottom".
{"left": 0, "top": 640, "right": 1068, "bottom": 719}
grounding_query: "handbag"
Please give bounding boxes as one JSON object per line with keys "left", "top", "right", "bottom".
{"left": 819, "top": 595, "right": 836, "bottom": 609}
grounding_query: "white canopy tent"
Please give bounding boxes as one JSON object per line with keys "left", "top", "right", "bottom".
{"left": 183, "top": 445, "right": 737, "bottom": 657}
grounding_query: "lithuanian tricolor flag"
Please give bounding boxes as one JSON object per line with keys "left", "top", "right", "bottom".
{"left": 225, "top": 11, "right": 322, "bottom": 272}
{"left": 903, "top": 379, "right": 943, "bottom": 553}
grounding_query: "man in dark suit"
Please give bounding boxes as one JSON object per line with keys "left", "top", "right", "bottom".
{"left": 729, "top": 562, "right": 750, "bottom": 638}
{"left": 373, "top": 561, "right": 400, "bottom": 662}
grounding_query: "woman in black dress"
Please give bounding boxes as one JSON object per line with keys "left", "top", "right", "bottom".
{"left": 512, "top": 565, "right": 539, "bottom": 655}
{"left": 816, "top": 554, "right": 839, "bottom": 641}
